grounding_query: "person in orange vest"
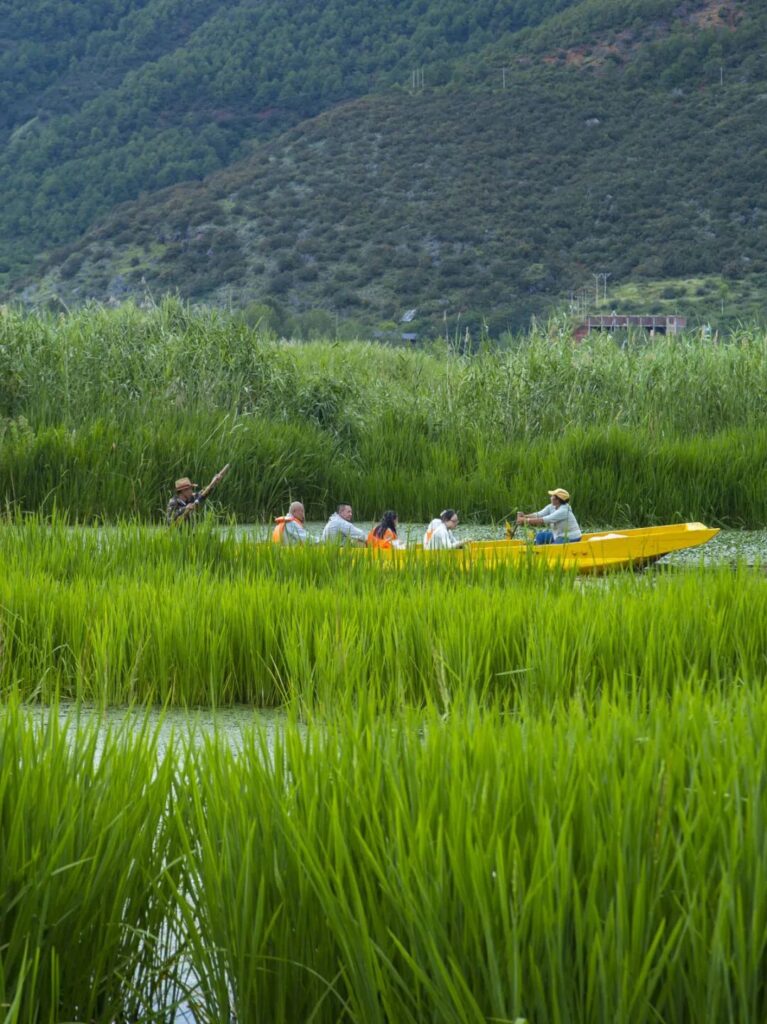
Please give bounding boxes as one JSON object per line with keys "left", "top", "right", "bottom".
{"left": 367, "top": 510, "right": 405, "bottom": 549}
{"left": 272, "top": 500, "right": 315, "bottom": 544}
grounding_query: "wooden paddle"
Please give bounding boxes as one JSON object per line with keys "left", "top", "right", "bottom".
{"left": 173, "top": 463, "right": 231, "bottom": 525}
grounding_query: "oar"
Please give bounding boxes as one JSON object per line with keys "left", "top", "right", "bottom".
{"left": 504, "top": 519, "right": 518, "bottom": 540}
{"left": 501, "top": 509, "right": 523, "bottom": 540}
{"left": 173, "top": 463, "right": 231, "bottom": 525}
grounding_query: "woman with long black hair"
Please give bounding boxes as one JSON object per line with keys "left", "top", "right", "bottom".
{"left": 367, "top": 510, "right": 404, "bottom": 549}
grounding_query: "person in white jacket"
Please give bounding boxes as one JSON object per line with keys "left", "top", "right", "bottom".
{"left": 321, "top": 503, "right": 368, "bottom": 545}
{"left": 423, "top": 509, "right": 464, "bottom": 550}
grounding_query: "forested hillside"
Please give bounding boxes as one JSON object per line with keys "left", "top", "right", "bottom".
{"left": 0, "top": 0, "right": 574, "bottom": 274}
{"left": 3, "top": 0, "right": 767, "bottom": 335}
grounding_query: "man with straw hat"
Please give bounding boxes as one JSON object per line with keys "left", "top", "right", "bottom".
{"left": 166, "top": 465, "right": 230, "bottom": 525}
{"left": 516, "top": 487, "right": 582, "bottom": 546}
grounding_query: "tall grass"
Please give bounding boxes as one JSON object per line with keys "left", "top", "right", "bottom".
{"left": 4, "top": 695, "right": 767, "bottom": 1022}
{"left": 177, "top": 693, "right": 767, "bottom": 1023}
{"left": 0, "top": 521, "right": 763, "bottom": 709}
{"left": 2, "top": 302, "right": 767, "bottom": 521}
{"left": 0, "top": 703, "right": 180, "bottom": 1022}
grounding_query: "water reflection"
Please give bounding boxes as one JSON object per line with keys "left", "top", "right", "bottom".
{"left": 32, "top": 701, "right": 290, "bottom": 755}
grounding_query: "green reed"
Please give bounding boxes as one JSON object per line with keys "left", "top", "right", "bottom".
{"left": 2, "top": 302, "right": 767, "bottom": 522}
{"left": 174, "top": 692, "right": 767, "bottom": 1023}
{"left": 0, "top": 702, "right": 181, "bottom": 1023}
{"left": 6, "top": 690, "right": 764, "bottom": 1022}
{"left": 0, "top": 520, "right": 763, "bottom": 709}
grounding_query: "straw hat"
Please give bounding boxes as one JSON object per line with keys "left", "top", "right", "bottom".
{"left": 175, "top": 477, "right": 198, "bottom": 492}
{"left": 548, "top": 487, "right": 570, "bottom": 502}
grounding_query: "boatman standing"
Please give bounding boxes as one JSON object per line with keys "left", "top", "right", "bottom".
{"left": 166, "top": 465, "right": 230, "bottom": 526}
{"left": 516, "top": 487, "right": 582, "bottom": 545}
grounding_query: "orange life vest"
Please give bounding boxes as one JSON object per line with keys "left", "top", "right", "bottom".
{"left": 272, "top": 514, "right": 298, "bottom": 544}
{"left": 367, "top": 527, "right": 396, "bottom": 549}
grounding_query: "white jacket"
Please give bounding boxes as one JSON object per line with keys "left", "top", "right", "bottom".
{"left": 423, "top": 518, "right": 460, "bottom": 550}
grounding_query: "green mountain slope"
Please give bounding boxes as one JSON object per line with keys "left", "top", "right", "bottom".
{"left": 4, "top": 0, "right": 767, "bottom": 334}
{"left": 21, "top": 64, "right": 767, "bottom": 334}
{"left": 0, "top": 0, "right": 577, "bottom": 277}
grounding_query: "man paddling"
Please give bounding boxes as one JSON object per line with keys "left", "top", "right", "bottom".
{"left": 166, "top": 465, "right": 230, "bottom": 525}
{"left": 516, "top": 487, "right": 582, "bottom": 545}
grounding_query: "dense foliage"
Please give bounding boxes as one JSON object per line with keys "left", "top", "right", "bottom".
{"left": 0, "top": 0, "right": 574, "bottom": 272}
{"left": 1, "top": 303, "right": 766, "bottom": 524}
{"left": 27, "top": 69, "right": 767, "bottom": 335}
{"left": 4, "top": 551, "right": 767, "bottom": 1018}
{"left": 3, "top": 0, "right": 767, "bottom": 330}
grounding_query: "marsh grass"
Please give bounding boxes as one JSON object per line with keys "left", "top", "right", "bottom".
{"left": 5, "top": 692, "right": 766, "bottom": 1022}
{"left": 0, "top": 521, "right": 764, "bottom": 709}
{"left": 0, "top": 701, "right": 181, "bottom": 1022}
{"left": 2, "top": 302, "right": 767, "bottom": 522}
{"left": 176, "top": 693, "right": 767, "bottom": 1023}
{"left": 3, "top": 304, "right": 767, "bottom": 1021}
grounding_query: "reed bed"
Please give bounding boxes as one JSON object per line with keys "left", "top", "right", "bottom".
{"left": 3, "top": 302, "right": 766, "bottom": 1018}
{"left": 3, "top": 694, "right": 767, "bottom": 1022}
{"left": 178, "top": 693, "right": 767, "bottom": 1024}
{"left": 2, "top": 302, "right": 767, "bottom": 522}
{"left": 0, "top": 521, "right": 764, "bottom": 709}
{"left": 0, "top": 704, "right": 181, "bottom": 1023}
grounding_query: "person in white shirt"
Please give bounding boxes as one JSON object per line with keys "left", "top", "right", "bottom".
{"left": 423, "top": 509, "right": 464, "bottom": 550}
{"left": 321, "top": 503, "right": 368, "bottom": 545}
{"left": 516, "top": 488, "right": 582, "bottom": 545}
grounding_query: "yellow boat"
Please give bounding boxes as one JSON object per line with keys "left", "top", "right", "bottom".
{"left": 364, "top": 522, "right": 720, "bottom": 574}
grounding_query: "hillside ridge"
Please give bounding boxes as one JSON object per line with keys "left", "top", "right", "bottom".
{"left": 3, "top": 0, "right": 766, "bottom": 334}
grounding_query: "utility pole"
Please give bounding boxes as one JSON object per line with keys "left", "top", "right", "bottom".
{"left": 502, "top": 67, "right": 507, "bottom": 90}
{"left": 594, "top": 271, "right": 610, "bottom": 306}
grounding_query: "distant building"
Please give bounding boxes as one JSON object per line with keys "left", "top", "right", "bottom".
{"left": 574, "top": 314, "right": 686, "bottom": 341}
{"left": 401, "top": 332, "right": 418, "bottom": 344}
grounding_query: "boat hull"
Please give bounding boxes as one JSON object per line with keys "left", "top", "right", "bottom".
{"left": 363, "top": 523, "right": 720, "bottom": 574}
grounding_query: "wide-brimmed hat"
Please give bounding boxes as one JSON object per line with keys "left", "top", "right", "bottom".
{"left": 175, "top": 477, "right": 198, "bottom": 492}
{"left": 548, "top": 487, "right": 570, "bottom": 502}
